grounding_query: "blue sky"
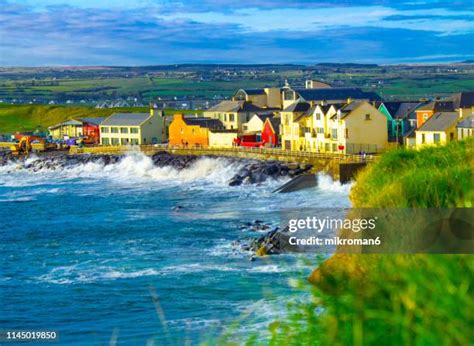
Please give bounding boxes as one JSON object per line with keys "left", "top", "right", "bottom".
{"left": 0, "top": 0, "right": 473, "bottom": 66}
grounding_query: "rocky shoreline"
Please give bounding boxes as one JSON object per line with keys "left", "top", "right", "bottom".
{"left": 0, "top": 150, "right": 313, "bottom": 186}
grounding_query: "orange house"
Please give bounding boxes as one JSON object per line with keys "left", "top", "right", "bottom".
{"left": 169, "top": 113, "right": 224, "bottom": 147}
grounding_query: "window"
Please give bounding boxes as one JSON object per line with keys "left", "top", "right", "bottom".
{"left": 130, "top": 128, "right": 139, "bottom": 134}
{"left": 180, "top": 128, "right": 184, "bottom": 134}
{"left": 284, "top": 90, "right": 294, "bottom": 101}
{"left": 433, "top": 133, "right": 441, "bottom": 143}
{"left": 101, "top": 127, "right": 109, "bottom": 133}
{"left": 422, "top": 134, "right": 426, "bottom": 144}
{"left": 224, "top": 114, "right": 227, "bottom": 122}
{"left": 332, "top": 143, "right": 337, "bottom": 152}
{"left": 345, "top": 128, "right": 349, "bottom": 139}
{"left": 111, "top": 127, "right": 119, "bottom": 133}
{"left": 229, "top": 114, "right": 235, "bottom": 122}
{"left": 102, "top": 138, "right": 110, "bottom": 145}
{"left": 120, "top": 127, "right": 128, "bottom": 134}
{"left": 325, "top": 143, "right": 330, "bottom": 152}
{"left": 152, "top": 137, "right": 158, "bottom": 144}
{"left": 317, "top": 127, "right": 324, "bottom": 134}
{"left": 332, "top": 129, "right": 338, "bottom": 139}
{"left": 111, "top": 138, "right": 119, "bottom": 145}
{"left": 450, "top": 132, "right": 454, "bottom": 141}
{"left": 130, "top": 138, "right": 139, "bottom": 145}
{"left": 365, "top": 114, "right": 371, "bottom": 120}
{"left": 316, "top": 113, "right": 321, "bottom": 120}
{"left": 120, "top": 138, "right": 128, "bottom": 145}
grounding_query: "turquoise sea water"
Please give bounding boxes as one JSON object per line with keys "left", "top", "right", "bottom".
{"left": 0, "top": 153, "right": 351, "bottom": 345}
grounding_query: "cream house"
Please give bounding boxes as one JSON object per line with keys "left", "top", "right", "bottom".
{"left": 324, "top": 101, "right": 388, "bottom": 154}
{"left": 242, "top": 113, "right": 274, "bottom": 134}
{"left": 100, "top": 111, "right": 166, "bottom": 146}
{"left": 415, "top": 112, "right": 459, "bottom": 148}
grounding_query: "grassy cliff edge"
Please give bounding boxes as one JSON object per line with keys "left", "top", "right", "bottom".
{"left": 245, "top": 139, "right": 474, "bottom": 345}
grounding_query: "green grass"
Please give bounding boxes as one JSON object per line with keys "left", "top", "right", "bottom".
{"left": 0, "top": 104, "right": 201, "bottom": 134}
{"left": 229, "top": 139, "right": 474, "bottom": 345}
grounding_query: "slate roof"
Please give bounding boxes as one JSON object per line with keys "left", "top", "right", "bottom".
{"left": 293, "top": 87, "right": 381, "bottom": 102}
{"left": 101, "top": 113, "right": 151, "bottom": 126}
{"left": 266, "top": 117, "right": 281, "bottom": 135}
{"left": 183, "top": 117, "right": 224, "bottom": 129}
{"left": 417, "top": 100, "right": 455, "bottom": 112}
{"left": 417, "top": 112, "right": 459, "bottom": 132}
{"left": 283, "top": 101, "right": 311, "bottom": 113}
{"left": 242, "top": 89, "right": 266, "bottom": 95}
{"left": 382, "top": 102, "right": 422, "bottom": 119}
{"left": 206, "top": 100, "right": 265, "bottom": 113}
{"left": 450, "top": 92, "right": 474, "bottom": 109}
{"left": 457, "top": 115, "right": 474, "bottom": 129}
{"left": 79, "top": 117, "right": 107, "bottom": 125}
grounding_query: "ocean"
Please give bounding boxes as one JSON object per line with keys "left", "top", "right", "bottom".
{"left": 0, "top": 153, "right": 351, "bottom": 344}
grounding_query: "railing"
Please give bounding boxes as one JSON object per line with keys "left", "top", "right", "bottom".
{"left": 72, "top": 144, "right": 375, "bottom": 163}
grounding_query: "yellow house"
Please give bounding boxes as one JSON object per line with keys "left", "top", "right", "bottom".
{"left": 280, "top": 101, "right": 311, "bottom": 150}
{"left": 415, "top": 112, "right": 459, "bottom": 148}
{"left": 100, "top": 111, "right": 166, "bottom": 146}
{"left": 323, "top": 101, "right": 389, "bottom": 154}
{"left": 203, "top": 101, "right": 268, "bottom": 133}
{"left": 48, "top": 119, "right": 83, "bottom": 139}
{"left": 457, "top": 114, "right": 474, "bottom": 140}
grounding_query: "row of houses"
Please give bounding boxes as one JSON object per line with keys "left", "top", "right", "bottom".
{"left": 46, "top": 81, "right": 474, "bottom": 153}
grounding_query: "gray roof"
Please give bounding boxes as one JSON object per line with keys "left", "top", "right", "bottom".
{"left": 101, "top": 113, "right": 151, "bottom": 126}
{"left": 457, "top": 115, "right": 474, "bottom": 129}
{"left": 79, "top": 117, "right": 107, "bottom": 125}
{"left": 48, "top": 119, "right": 82, "bottom": 130}
{"left": 293, "top": 87, "right": 381, "bottom": 102}
{"left": 183, "top": 117, "right": 224, "bottom": 129}
{"left": 418, "top": 112, "right": 459, "bottom": 132}
{"left": 206, "top": 100, "right": 264, "bottom": 113}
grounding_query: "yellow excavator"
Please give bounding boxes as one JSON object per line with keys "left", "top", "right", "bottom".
{"left": 10, "top": 136, "right": 56, "bottom": 156}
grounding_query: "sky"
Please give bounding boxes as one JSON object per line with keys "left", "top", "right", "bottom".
{"left": 0, "top": 0, "right": 473, "bottom": 66}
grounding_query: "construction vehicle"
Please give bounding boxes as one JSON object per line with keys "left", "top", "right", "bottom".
{"left": 10, "top": 136, "right": 57, "bottom": 156}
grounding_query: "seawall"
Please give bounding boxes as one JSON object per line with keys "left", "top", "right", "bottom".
{"left": 70, "top": 145, "right": 372, "bottom": 183}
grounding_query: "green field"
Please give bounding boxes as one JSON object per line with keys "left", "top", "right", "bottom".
{"left": 0, "top": 104, "right": 200, "bottom": 134}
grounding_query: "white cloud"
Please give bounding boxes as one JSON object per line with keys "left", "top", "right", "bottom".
{"left": 157, "top": 5, "right": 474, "bottom": 35}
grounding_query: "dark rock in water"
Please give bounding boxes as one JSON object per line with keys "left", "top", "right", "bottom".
{"left": 229, "top": 176, "right": 243, "bottom": 186}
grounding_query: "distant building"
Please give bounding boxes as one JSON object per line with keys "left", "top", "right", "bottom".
{"left": 415, "top": 112, "right": 459, "bottom": 148}
{"left": 48, "top": 120, "right": 83, "bottom": 140}
{"left": 169, "top": 113, "right": 224, "bottom": 147}
{"left": 100, "top": 110, "right": 166, "bottom": 146}
{"left": 305, "top": 80, "right": 332, "bottom": 89}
